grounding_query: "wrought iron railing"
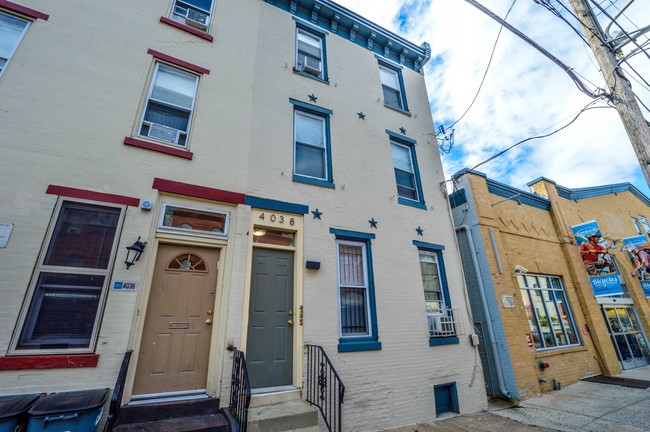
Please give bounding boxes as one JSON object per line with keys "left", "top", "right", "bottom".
{"left": 229, "top": 349, "right": 251, "bottom": 432}
{"left": 427, "top": 308, "right": 463, "bottom": 337}
{"left": 305, "top": 345, "right": 345, "bottom": 432}
{"left": 104, "top": 350, "right": 132, "bottom": 432}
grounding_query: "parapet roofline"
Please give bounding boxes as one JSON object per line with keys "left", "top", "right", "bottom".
{"left": 527, "top": 176, "right": 650, "bottom": 207}
{"left": 266, "top": 0, "right": 431, "bottom": 73}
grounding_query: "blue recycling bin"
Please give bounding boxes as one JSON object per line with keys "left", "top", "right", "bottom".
{"left": 27, "top": 389, "right": 109, "bottom": 432}
{"left": 0, "top": 393, "right": 44, "bottom": 432}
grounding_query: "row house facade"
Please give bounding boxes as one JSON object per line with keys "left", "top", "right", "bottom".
{"left": 451, "top": 170, "right": 650, "bottom": 400}
{"left": 0, "top": 0, "right": 486, "bottom": 429}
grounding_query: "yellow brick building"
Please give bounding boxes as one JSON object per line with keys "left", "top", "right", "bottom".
{"left": 451, "top": 170, "right": 650, "bottom": 400}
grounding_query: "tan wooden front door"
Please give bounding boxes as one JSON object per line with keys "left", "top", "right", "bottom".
{"left": 133, "top": 244, "right": 219, "bottom": 396}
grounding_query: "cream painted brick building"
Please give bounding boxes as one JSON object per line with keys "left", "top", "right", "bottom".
{"left": 0, "top": 0, "right": 486, "bottom": 430}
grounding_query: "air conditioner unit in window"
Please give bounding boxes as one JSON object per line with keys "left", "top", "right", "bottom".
{"left": 301, "top": 57, "right": 322, "bottom": 76}
{"left": 148, "top": 123, "right": 180, "bottom": 144}
{"left": 429, "top": 313, "right": 456, "bottom": 337}
{"left": 185, "top": 10, "right": 208, "bottom": 30}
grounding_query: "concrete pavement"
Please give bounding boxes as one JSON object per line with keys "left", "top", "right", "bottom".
{"left": 383, "top": 364, "right": 650, "bottom": 431}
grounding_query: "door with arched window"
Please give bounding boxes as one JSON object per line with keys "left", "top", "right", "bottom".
{"left": 133, "top": 244, "right": 219, "bottom": 397}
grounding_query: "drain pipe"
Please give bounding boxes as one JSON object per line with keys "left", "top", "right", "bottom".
{"left": 456, "top": 225, "right": 512, "bottom": 399}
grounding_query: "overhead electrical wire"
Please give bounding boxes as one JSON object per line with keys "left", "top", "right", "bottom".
{"left": 588, "top": 0, "right": 650, "bottom": 62}
{"left": 447, "top": 0, "right": 517, "bottom": 131}
{"left": 447, "top": 98, "right": 611, "bottom": 184}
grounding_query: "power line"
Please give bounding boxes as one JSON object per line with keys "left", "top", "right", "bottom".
{"left": 449, "top": 98, "right": 611, "bottom": 181}
{"left": 437, "top": 0, "right": 518, "bottom": 154}
{"left": 589, "top": 0, "right": 650, "bottom": 62}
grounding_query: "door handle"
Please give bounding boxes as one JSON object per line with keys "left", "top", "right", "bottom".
{"left": 207, "top": 310, "right": 213, "bottom": 315}
{"left": 206, "top": 319, "right": 212, "bottom": 325}
{"left": 288, "top": 320, "right": 294, "bottom": 326}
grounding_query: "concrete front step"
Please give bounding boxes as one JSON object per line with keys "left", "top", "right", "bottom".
{"left": 247, "top": 399, "right": 319, "bottom": 432}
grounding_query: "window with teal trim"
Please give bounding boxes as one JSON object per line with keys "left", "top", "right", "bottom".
{"left": 291, "top": 99, "right": 334, "bottom": 189}
{"left": 331, "top": 228, "right": 381, "bottom": 352}
{"left": 389, "top": 132, "right": 425, "bottom": 209}
{"left": 413, "top": 241, "right": 459, "bottom": 346}
{"left": 378, "top": 60, "right": 408, "bottom": 113}
{"left": 295, "top": 28, "right": 327, "bottom": 81}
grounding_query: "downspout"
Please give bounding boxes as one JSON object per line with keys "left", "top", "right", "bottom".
{"left": 456, "top": 224, "right": 512, "bottom": 399}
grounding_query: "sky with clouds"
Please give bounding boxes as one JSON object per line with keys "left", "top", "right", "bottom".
{"left": 335, "top": 0, "right": 650, "bottom": 196}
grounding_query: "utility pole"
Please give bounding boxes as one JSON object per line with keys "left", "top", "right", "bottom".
{"left": 567, "top": 0, "right": 650, "bottom": 187}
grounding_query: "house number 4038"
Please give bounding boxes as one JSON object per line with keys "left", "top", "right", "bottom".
{"left": 259, "top": 213, "right": 294, "bottom": 225}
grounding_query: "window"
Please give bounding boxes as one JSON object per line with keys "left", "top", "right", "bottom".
{"left": 378, "top": 61, "right": 408, "bottom": 112}
{"left": 331, "top": 228, "right": 380, "bottom": 352}
{"left": 640, "top": 216, "right": 650, "bottom": 234}
{"left": 139, "top": 63, "right": 199, "bottom": 147}
{"left": 295, "top": 26, "right": 327, "bottom": 81}
{"left": 388, "top": 131, "right": 425, "bottom": 209}
{"left": 14, "top": 200, "right": 124, "bottom": 353}
{"left": 158, "top": 204, "right": 229, "bottom": 238}
{"left": 170, "top": 0, "right": 213, "bottom": 32}
{"left": 415, "top": 241, "right": 459, "bottom": 346}
{"left": 518, "top": 274, "right": 580, "bottom": 350}
{"left": 291, "top": 99, "right": 334, "bottom": 188}
{"left": 0, "top": 11, "right": 29, "bottom": 77}
{"left": 632, "top": 217, "right": 643, "bottom": 234}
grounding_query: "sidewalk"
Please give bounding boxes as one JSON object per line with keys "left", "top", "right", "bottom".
{"left": 383, "top": 364, "right": 650, "bottom": 432}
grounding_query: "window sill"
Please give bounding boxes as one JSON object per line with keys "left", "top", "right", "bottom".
{"left": 429, "top": 336, "right": 460, "bottom": 346}
{"left": 160, "top": 17, "right": 213, "bottom": 41}
{"left": 293, "top": 175, "right": 335, "bottom": 189}
{"left": 398, "top": 197, "right": 427, "bottom": 210}
{"left": 338, "top": 338, "right": 382, "bottom": 352}
{"left": 384, "top": 104, "right": 412, "bottom": 116}
{"left": 292, "top": 69, "right": 329, "bottom": 84}
{"left": 0, "top": 354, "right": 99, "bottom": 370}
{"left": 124, "top": 137, "right": 193, "bottom": 160}
{"left": 536, "top": 345, "right": 586, "bottom": 358}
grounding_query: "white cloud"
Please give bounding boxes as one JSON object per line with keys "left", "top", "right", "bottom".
{"left": 335, "top": 0, "right": 650, "bottom": 195}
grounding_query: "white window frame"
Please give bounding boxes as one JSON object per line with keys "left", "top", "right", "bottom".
{"left": 379, "top": 65, "right": 403, "bottom": 110}
{"left": 391, "top": 141, "right": 419, "bottom": 202}
{"left": 293, "top": 109, "right": 328, "bottom": 181}
{"left": 0, "top": 11, "right": 30, "bottom": 78}
{"left": 632, "top": 217, "right": 643, "bottom": 234}
{"left": 157, "top": 203, "right": 230, "bottom": 239}
{"left": 640, "top": 216, "right": 650, "bottom": 234}
{"left": 336, "top": 239, "right": 372, "bottom": 338}
{"left": 11, "top": 198, "right": 125, "bottom": 355}
{"left": 138, "top": 63, "right": 200, "bottom": 148}
{"left": 295, "top": 29, "right": 323, "bottom": 78}
{"left": 170, "top": 0, "right": 214, "bottom": 31}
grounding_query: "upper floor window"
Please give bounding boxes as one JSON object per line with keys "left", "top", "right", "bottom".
{"left": 294, "top": 22, "right": 328, "bottom": 82}
{"left": 388, "top": 131, "right": 425, "bottom": 209}
{"left": 0, "top": 11, "right": 29, "bottom": 77}
{"left": 632, "top": 217, "right": 643, "bottom": 235}
{"left": 139, "top": 64, "right": 199, "bottom": 148}
{"left": 378, "top": 60, "right": 408, "bottom": 113}
{"left": 170, "top": 0, "right": 213, "bottom": 32}
{"left": 640, "top": 216, "right": 650, "bottom": 234}
{"left": 518, "top": 274, "right": 580, "bottom": 350}
{"left": 13, "top": 200, "right": 124, "bottom": 353}
{"left": 291, "top": 99, "right": 334, "bottom": 189}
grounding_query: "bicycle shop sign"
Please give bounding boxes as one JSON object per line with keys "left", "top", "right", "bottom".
{"left": 571, "top": 220, "right": 623, "bottom": 297}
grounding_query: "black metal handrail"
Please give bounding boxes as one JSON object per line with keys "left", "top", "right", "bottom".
{"left": 229, "top": 349, "right": 251, "bottom": 432}
{"left": 305, "top": 345, "right": 345, "bottom": 432}
{"left": 104, "top": 350, "right": 132, "bottom": 432}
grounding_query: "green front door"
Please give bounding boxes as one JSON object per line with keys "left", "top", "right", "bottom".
{"left": 246, "top": 248, "right": 294, "bottom": 388}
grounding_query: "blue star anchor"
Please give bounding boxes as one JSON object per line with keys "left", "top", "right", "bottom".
{"left": 311, "top": 208, "right": 323, "bottom": 220}
{"left": 369, "top": 218, "right": 378, "bottom": 228}
{"left": 416, "top": 226, "right": 424, "bottom": 236}
{"left": 308, "top": 94, "right": 318, "bottom": 102}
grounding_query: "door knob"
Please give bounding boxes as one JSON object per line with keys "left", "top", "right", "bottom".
{"left": 288, "top": 320, "right": 294, "bottom": 326}
{"left": 207, "top": 310, "right": 213, "bottom": 315}
{"left": 206, "top": 319, "right": 212, "bottom": 325}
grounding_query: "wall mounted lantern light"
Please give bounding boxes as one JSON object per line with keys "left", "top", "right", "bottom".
{"left": 125, "top": 236, "right": 147, "bottom": 269}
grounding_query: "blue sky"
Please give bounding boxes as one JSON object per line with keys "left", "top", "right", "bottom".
{"left": 336, "top": 0, "right": 650, "bottom": 197}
